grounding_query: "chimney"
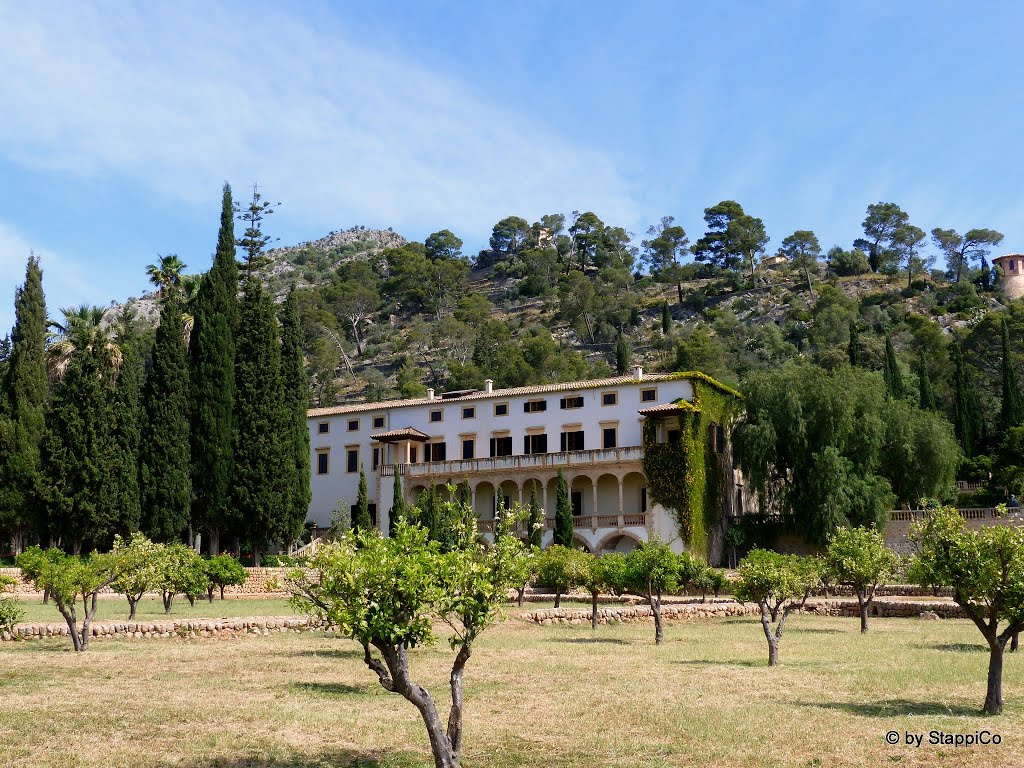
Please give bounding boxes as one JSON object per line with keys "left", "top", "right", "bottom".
{"left": 484, "top": 379, "right": 493, "bottom": 393}
{"left": 633, "top": 365, "right": 643, "bottom": 381}
{"left": 426, "top": 388, "right": 435, "bottom": 401}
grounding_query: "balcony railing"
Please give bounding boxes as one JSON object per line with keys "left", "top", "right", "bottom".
{"left": 476, "top": 512, "right": 649, "bottom": 534}
{"left": 379, "top": 446, "right": 644, "bottom": 478}
{"left": 888, "top": 507, "right": 1007, "bottom": 522}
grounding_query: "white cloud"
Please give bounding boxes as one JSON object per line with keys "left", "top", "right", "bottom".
{"left": 0, "top": 221, "right": 93, "bottom": 334}
{"left": 0, "top": 3, "right": 639, "bottom": 243}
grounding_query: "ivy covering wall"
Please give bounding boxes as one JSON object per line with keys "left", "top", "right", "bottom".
{"left": 641, "top": 372, "right": 743, "bottom": 558}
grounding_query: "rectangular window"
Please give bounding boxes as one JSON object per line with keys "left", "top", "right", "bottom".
{"left": 640, "top": 487, "right": 648, "bottom": 512}
{"left": 372, "top": 447, "right": 380, "bottom": 471}
{"left": 523, "top": 433, "right": 548, "bottom": 455}
{"left": 523, "top": 399, "right": 547, "bottom": 413}
{"left": 316, "top": 450, "right": 329, "bottom": 475}
{"left": 347, "top": 418, "right": 359, "bottom": 432}
{"left": 601, "top": 391, "right": 618, "bottom": 406}
{"left": 462, "top": 439, "right": 475, "bottom": 460}
{"left": 462, "top": 406, "right": 475, "bottom": 419}
{"left": 570, "top": 491, "right": 583, "bottom": 517}
{"left": 372, "top": 416, "right": 385, "bottom": 429}
{"left": 429, "top": 409, "right": 443, "bottom": 423}
{"left": 489, "top": 436, "right": 513, "bottom": 457}
{"left": 602, "top": 427, "right": 617, "bottom": 449}
{"left": 346, "top": 448, "right": 358, "bottom": 473}
{"left": 317, "top": 421, "right": 330, "bottom": 434}
{"left": 560, "top": 430, "right": 585, "bottom": 452}
{"left": 494, "top": 402, "right": 509, "bottom": 416}
{"left": 667, "top": 429, "right": 681, "bottom": 444}
{"left": 368, "top": 503, "right": 377, "bottom": 527}
{"left": 424, "top": 442, "right": 447, "bottom": 462}
{"left": 410, "top": 446, "right": 418, "bottom": 463}
{"left": 640, "top": 388, "right": 657, "bottom": 402}
{"left": 1010, "top": 259, "right": 1016, "bottom": 271}
{"left": 560, "top": 395, "right": 584, "bottom": 410}
{"left": 716, "top": 424, "right": 726, "bottom": 454}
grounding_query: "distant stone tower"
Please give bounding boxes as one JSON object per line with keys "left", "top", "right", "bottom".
{"left": 993, "top": 254, "right": 1024, "bottom": 300}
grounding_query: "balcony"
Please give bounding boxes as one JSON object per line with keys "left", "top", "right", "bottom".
{"left": 379, "top": 446, "right": 644, "bottom": 478}
{"left": 477, "top": 512, "right": 649, "bottom": 534}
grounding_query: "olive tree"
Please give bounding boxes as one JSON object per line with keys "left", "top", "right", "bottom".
{"left": 17, "top": 546, "right": 125, "bottom": 652}
{"left": 624, "top": 539, "right": 682, "bottom": 645}
{"left": 734, "top": 549, "right": 819, "bottom": 666}
{"left": 110, "top": 533, "right": 163, "bottom": 620}
{"left": 909, "top": 505, "right": 1024, "bottom": 715}
{"left": 287, "top": 508, "right": 530, "bottom": 768}
{"left": 203, "top": 554, "right": 247, "bottom": 601}
{"left": 823, "top": 526, "right": 899, "bottom": 633}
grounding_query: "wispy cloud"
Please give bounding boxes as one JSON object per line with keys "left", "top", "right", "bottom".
{"left": 0, "top": 3, "right": 639, "bottom": 243}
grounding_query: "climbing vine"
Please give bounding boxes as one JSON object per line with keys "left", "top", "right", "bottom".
{"left": 642, "top": 373, "right": 743, "bottom": 557}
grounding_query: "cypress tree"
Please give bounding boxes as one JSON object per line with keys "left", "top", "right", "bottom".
{"left": 109, "top": 339, "right": 143, "bottom": 536}
{"left": 231, "top": 279, "right": 286, "bottom": 566}
{"left": 388, "top": 472, "right": 406, "bottom": 535}
{"left": 553, "top": 468, "right": 573, "bottom": 548}
{"left": 528, "top": 480, "right": 543, "bottom": 548}
{"left": 190, "top": 183, "right": 239, "bottom": 555}
{"left": 279, "top": 287, "right": 311, "bottom": 545}
{"left": 354, "top": 466, "right": 371, "bottom": 532}
{"left": 1000, "top": 318, "right": 1022, "bottom": 433}
{"left": 615, "top": 333, "right": 631, "bottom": 375}
{"left": 140, "top": 294, "right": 192, "bottom": 543}
{"left": 917, "top": 349, "right": 937, "bottom": 412}
{"left": 847, "top": 322, "right": 861, "bottom": 367}
{"left": 0, "top": 255, "right": 48, "bottom": 551}
{"left": 661, "top": 302, "right": 671, "bottom": 335}
{"left": 458, "top": 478, "right": 471, "bottom": 510}
{"left": 952, "top": 344, "right": 982, "bottom": 458}
{"left": 883, "top": 336, "right": 903, "bottom": 399}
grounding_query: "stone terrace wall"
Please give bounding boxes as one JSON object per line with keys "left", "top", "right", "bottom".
{"left": 3, "top": 615, "right": 316, "bottom": 642}
{"left": 0, "top": 567, "right": 294, "bottom": 596}
{"left": 806, "top": 599, "right": 966, "bottom": 620}
{"left": 522, "top": 600, "right": 760, "bottom": 625}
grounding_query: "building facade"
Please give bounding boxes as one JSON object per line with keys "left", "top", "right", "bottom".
{"left": 994, "top": 253, "right": 1024, "bottom": 300}
{"left": 306, "top": 368, "right": 740, "bottom": 556}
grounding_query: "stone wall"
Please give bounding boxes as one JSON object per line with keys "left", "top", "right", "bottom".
{"left": 521, "top": 600, "right": 760, "bottom": 625}
{"left": 806, "top": 599, "right": 965, "bottom": 620}
{"left": 3, "top": 615, "right": 317, "bottom": 642}
{"left": 0, "top": 566, "right": 294, "bottom": 596}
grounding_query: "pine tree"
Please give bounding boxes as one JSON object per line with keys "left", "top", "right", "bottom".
{"left": 354, "top": 466, "right": 371, "bottom": 532}
{"left": 231, "top": 279, "right": 286, "bottom": 566}
{"left": 140, "top": 294, "right": 192, "bottom": 543}
{"left": 553, "top": 468, "right": 573, "bottom": 548}
{"left": 1000, "top": 318, "right": 1022, "bottom": 433}
{"left": 279, "top": 287, "right": 311, "bottom": 545}
{"left": 109, "top": 339, "right": 143, "bottom": 536}
{"left": 0, "top": 255, "right": 48, "bottom": 551}
{"left": 661, "top": 302, "right": 671, "bottom": 335}
{"left": 918, "top": 349, "right": 937, "bottom": 412}
{"left": 615, "top": 333, "right": 631, "bottom": 375}
{"left": 847, "top": 322, "right": 862, "bottom": 367}
{"left": 952, "top": 344, "right": 982, "bottom": 458}
{"left": 883, "top": 336, "right": 903, "bottom": 399}
{"left": 528, "top": 480, "right": 543, "bottom": 548}
{"left": 190, "top": 183, "right": 240, "bottom": 555}
{"left": 388, "top": 472, "right": 406, "bottom": 535}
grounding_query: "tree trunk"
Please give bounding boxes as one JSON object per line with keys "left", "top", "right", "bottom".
{"left": 652, "top": 592, "right": 664, "bottom": 645}
{"left": 554, "top": 589, "right": 561, "bottom": 609}
{"left": 857, "top": 590, "right": 869, "bottom": 634}
{"left": 803, "top": 266, "right": 816, "bottom": 300}
{"left": 253, "top": 545, "right": 261, "bottom": 568}
{"left": 676, "top": 283, "right": 683, "bottom": 305}
{"left": 42, "top": 587, "right": 49, "bottom": 605}
{"left": 207, "top": 586, "right": 215, "bottom": 603}
{"left": 128, "top": 596, "right": 138, "bottom": 621}
{"left": 591, "top": 591, "right": 599, "bottom": 630}
{"left": 516, "top": 587, "right": 525, "bottom": 607}
{"left": 57, "top": 602, "right": 82, "bottom": 652}
{"left": 207, "top": 529, "right": 220, "bottom": 557}
{"left": 760, "top": 600, "right": 779, "bottom": 666}
{"left": 220, "top": 585, "right": 227, "bottom": 600}
{"left": 162, "top": 592, "right": 173, "bottom": 614}
{"left": 984, "top": 641, "right": 1005, "bottom": 715}
{"left": 1012, "top": 632, "right": 1019, "bottom": 653}
{"left": 446, "top": 644, "right": 471, "bottom": 764}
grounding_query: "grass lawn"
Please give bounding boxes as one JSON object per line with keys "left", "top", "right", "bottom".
{"left": 13, "top": 595, "right": 297, "bottom": 624}
{"left": 1, "top": 612, "right": 1021, "bottom": 767}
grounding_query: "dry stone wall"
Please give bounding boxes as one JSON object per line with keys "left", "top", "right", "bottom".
{"left": 522, "top": 600, "right": 760, "bottom": 625}
{"left": 3, "top": 615, "right": 317, "bottom": 642}
{"left": 0, "top": 566, "right": 294, "bottom": 596}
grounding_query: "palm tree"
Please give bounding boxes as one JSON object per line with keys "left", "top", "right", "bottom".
{"left": 146, "top": 254, "right": 187, "bottom": 297}
{"left": 47, "top": 305, "right": 123, "bottom": 380}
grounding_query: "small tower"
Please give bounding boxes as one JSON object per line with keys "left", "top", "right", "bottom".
{"left": 993, "top": 254, "right": 1024, "bottom": 300}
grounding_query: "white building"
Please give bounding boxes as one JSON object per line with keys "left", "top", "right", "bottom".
{"left": 306, "top": 368, "right": 739, "bottom": 556}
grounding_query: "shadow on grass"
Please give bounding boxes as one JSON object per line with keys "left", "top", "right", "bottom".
{"left": 787, "top": 627, "right": 844, "bottom": 635}
{"left": 291, "top": 681, "right": 373, "bottom": 697}
{"left": 932, "top": 643, "right": 987, "bottom": 653}
{"left": 548, "top": 637, "right": 630, "bottom": 645}
{"left": 165, "top": 749, "right": 388, "bottom": 767}
{"left": 803, "top": 700, "right": 981, "bottom": 718}
{"left": 673, "top": 659, "right": 764, "bottom": 668}
{"left": 286, "top": 648, "right": 363, "bottom": 660}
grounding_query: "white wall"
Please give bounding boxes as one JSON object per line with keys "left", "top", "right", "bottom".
{"left": 306, "top": 376, "right": 694, "bottom": 528}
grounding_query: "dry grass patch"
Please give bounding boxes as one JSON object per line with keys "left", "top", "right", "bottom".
{"left": 1, "top": 613, "right": 1021, "bottom": 767}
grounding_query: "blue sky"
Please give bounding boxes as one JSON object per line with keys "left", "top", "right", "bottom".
{"left": 2, "top": 1, "right": 1023, "bottom": 331}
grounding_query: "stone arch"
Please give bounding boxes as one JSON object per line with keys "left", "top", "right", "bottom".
{"left": 622, "top": 471, "right": 648, "bottom": 516}
{"left": 596, "top": 530, "right": 645, "bottom": 554}
{"left": 572, "top": 533, "right": 593, "bottom": 553}
{"left": 595, "top": 473, "right": 620, "bottom": 517}
{"left": 473, "top": 480, "right": 495, "bottom": 521}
